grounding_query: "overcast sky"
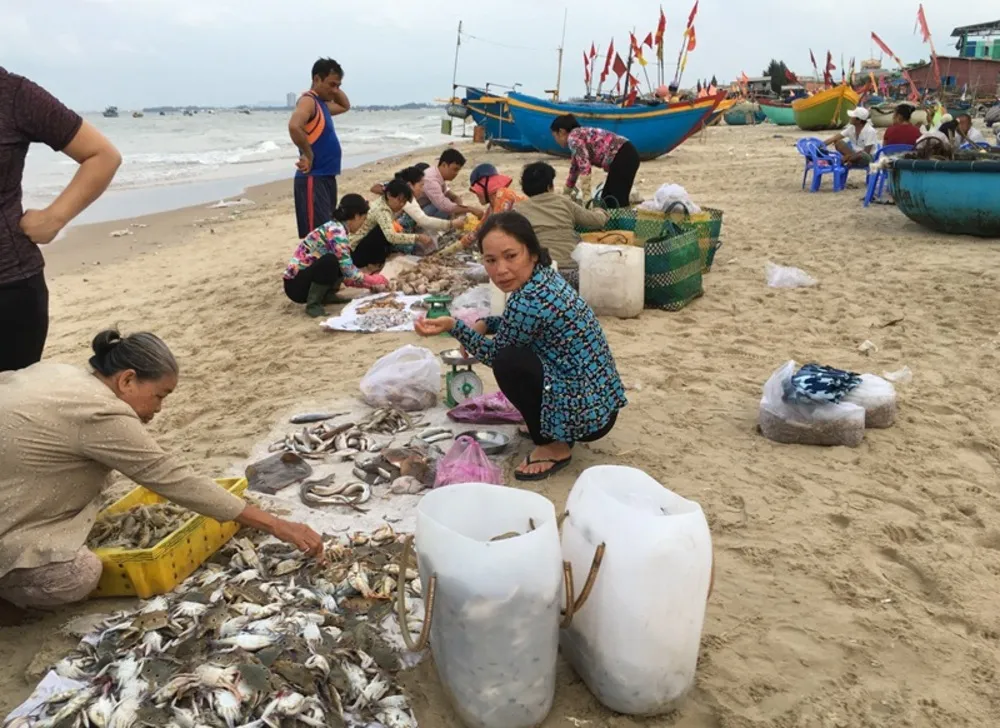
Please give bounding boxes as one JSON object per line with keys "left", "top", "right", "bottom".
{"left": 2, "top": 0, "right": 995, "bottom": 110}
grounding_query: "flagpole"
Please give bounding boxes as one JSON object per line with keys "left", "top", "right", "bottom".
{"left": 451, "top": 20, "right": 462, "bottom": 100}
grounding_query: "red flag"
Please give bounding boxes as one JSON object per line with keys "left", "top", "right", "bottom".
{"left": 655, "top": 7, "right": 666, "bottom": 43}
{"left": 612, "top": 53, "right": 627, "bottom": 78}
{"left": 809, "top": 49, "right": 817, "bottom": 68}
{"left": 916, "top": 4, "right": 931, "bottom": 42}
{"left": 643, "top": 32, "right": 653, "bottom": 48}
{"left": 590, "top": 42, "right": 597, "bottom": 59}
{"left": 600, "top": 40, "right": 614, "bottom": 83}
{"left": 686, "top": 0, "right": 699, "bottom": 28}
{"left": 870, "top": 33, "right": 902, "bottom": 65}
{"left": 785, "top": 68, "right": 799, "bottom": 84}
{"left": 686, "top": 25, "right": 696, "bottom": 52}
{"left": 825, "top": 51, "right": 836, "bottom": 71}
{"left": 583, "top": 51, "right": 591, "bottom": 86}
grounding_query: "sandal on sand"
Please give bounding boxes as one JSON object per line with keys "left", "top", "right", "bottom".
{"left": 514, "top": 455, "right": 572, "bottom": 482}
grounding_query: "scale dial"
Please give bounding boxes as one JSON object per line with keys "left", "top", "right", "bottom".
{"left": 448, "top": 370, "right": 484, "bottom": 403}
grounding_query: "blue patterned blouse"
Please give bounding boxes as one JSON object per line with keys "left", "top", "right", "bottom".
{"left": 451, "top": 265, "right": 627, "bottom": 443}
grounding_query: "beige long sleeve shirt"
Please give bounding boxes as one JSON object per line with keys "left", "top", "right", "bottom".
{"left": 0, "top": 362, "right": 246, "bottom": 578}
{"left": 514, "top": 192, "right": 609, "bottom": 267}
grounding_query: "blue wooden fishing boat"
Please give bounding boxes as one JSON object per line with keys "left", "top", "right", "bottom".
{"left": 889, "top": 158, "right": 1000, "bottom": 237}
{"left": 505, "top": 92, "right": 723, "bottom": 160}
{"left": 462, "top": 87, "right": 536, "bottom": 152}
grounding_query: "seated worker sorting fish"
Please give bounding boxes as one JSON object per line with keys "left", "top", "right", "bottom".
{"left": 416, "top": 148, "right": 483, "bottom": 220}
{"left": 349, "top": 178, "right": 434, "bottom": 268}
{"left": 392, "top": 165, "right": 465, "bottom": 236}
{"left": 451, "top": 164, "right": 523, "bottom": 250}
{"left": 369, "top": 161, "right": 430, "bottom": 196}
{"left": 550, "top": 113, "right": 640, "bottom": 209}
{"left": 0, "top": 330, "right": 324, "bottom": 610}
{"left": 283, "top": 194, "right": 389, "bottom": 318}
{"left": 514, "top": 161, "right": 609, "bottom": 289}
{"left": 415, "top": 211, "right": 627, "bottom": 481}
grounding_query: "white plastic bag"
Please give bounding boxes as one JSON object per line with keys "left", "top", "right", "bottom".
{"left": 765, "top": 262, "right": 818, "bottom": 288}
{"left": 843, "top": 373, "right": 897, "bottom": 428}
{"left": 560, "top": 466, "right": 713, "bottom": 715}
{"left": 638, "top": 183, "right": 701, "bottom": 214}
{"left": 359, "top": 344, "right": 441, "bottom": 411}
{"left": 758, "top": 361, "right": 865, "bottom": 447}
{"left": 416, "top": 484, "right": 562, "bottom": 728}
{"left": 572, "top": 243, "right": 645, "bottom": 318}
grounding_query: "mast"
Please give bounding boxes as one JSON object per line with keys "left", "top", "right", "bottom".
{"left": 553, "top": 9, "right": 568, "bottom": 101}
{"left": 451, "top": 20, "right": 462, "bottom": 99}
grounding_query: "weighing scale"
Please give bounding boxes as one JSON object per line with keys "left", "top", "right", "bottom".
{"left": 440, "top": 348, "right": 484, "bottom": 407}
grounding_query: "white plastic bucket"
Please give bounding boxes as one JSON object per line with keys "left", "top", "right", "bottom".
{"left": 560, "top": 466, "right": 713, "bottom": 715}
{"left": 415, "top": 483, "right": 562, "bottom": 728}
{"left": 572, "top": 243, "right": 645, "bottom": 318}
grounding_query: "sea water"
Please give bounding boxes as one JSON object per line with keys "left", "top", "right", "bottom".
{"left": 21, "top": 108, "right": 457, "bottom": 224}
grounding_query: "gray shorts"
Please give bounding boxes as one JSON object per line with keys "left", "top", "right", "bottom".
{"left": 0, "top": 549, "right": 102, "bottom": 609}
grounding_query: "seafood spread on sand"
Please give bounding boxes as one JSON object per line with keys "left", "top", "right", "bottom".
{"left": 18, "top": 528, "right": 423, "bottom": 728}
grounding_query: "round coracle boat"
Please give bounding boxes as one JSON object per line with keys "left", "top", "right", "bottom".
{"left": 889, "top": 156, "right": 1000, "bottom": 237}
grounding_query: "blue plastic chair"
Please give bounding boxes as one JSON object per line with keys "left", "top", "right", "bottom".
{"left": 863, "top": 144, "right": 914, "bottom": 207}
{"left": 796, "top": 137, "right": 823, "bottom": 189}
{"left": 807, "top": 145, "right": 848, "bottom": 192}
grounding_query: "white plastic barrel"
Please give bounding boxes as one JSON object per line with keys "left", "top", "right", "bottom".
{"left": 572, "top": 243, "right": 645, "bottom": 318}
{"left": 560, "top": 466, "right": 713, "bottom": 715}
{"left": 415, "top": 483, "right": 562, "bottom": 728}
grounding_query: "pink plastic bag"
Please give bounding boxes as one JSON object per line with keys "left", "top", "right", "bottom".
{"left": 433, "top": 436, "right": 504, "bottom": 487}
{"left": 447, "top": 391, "right": 524, "bottom": 424}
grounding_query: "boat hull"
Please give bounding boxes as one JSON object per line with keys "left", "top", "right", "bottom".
{"left": 890, "top": 159, "right": 1000, "bottom": 237}
{"left": 462, "top": 88, "right": 536, "bottom": 152}
{"left": 758, "top": 101, "right": 796, "bottom": 126}
{"left": 792, "top": 85, "right": 860, "bottom": 131}
{"left": 506, "top": 92, "right": 723, "bottom": 161}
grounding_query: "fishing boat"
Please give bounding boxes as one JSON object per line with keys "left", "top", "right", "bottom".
{"left": 462, "top": 87, "right": 536, "bottom": 152}
{"left": 868, "top": 103, "right": 897, "bottom": 128}
{"left": 724, "top": 101, "right": 762, "bottom": 126}
{"left": 506, "top": 92, "right": 724, "bottom": 160}
{"left": 705, "top": 98, "right": 736, "bottom": 126}
{"left": 132, "top": 111, "right": 144, "bottom": 118}
{"left": 102, "top": 106, "right": 118, "bottom": 118}
{"left": 890, "top": 157, "right": 1000, "bottom": 237}
{"left": 758, "top": 99, "right": 796, "bottom": 126}
{"left": 792, "top": 85, "right": 860, "bottom": 131}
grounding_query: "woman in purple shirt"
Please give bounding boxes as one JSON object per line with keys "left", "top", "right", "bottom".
{"left": 550, "top": 114, "right": 640, "bottom": 209}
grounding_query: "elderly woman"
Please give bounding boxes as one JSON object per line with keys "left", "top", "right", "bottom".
{"left": 416, "top": 211, "right": 627, "bottom": 481}
{"left": 550, "top": 114, "right": 640, "bottom": 209}
{"left": 514, "top": 161, "right": 609, "bottom": 286}
{"left": 453, "top": 163, "right": 523, "bottom": 250}
{"left": 284, "top": 193, "right": 389, "bottom": 318}
{"left": 350, "top": 179, "right": 433, "bottom": 267}
{"left": 0, "top": 330, "right": 324, "bottom": 610}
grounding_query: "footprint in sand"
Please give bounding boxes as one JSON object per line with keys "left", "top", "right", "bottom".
{"left": 875, "top": 547, "right": 946, "bottom": 604}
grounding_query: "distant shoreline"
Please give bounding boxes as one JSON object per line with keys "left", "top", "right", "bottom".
{"left": 93, "top": 103, "right": 445, "bottom": 114}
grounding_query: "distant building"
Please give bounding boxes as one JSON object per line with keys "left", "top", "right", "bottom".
{"left": 907, "top": 57, "right": 1000, "bottom": 95}
{"left": 286, "top": 92, "right": 297, "bottom": 108}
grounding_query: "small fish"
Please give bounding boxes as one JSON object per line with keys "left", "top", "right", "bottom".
{"left": 289, "top": 412, "right": 344, "bottom": 424}
{"left": 217, "top": 633, "right": 275, "bottom": 651}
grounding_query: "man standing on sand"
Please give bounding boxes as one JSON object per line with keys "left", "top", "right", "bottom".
{"left": 0, "top": 67, "right": 121, "bottom": 373}
{"left": 288, "top": 58, "right": 350, "bottom": 238}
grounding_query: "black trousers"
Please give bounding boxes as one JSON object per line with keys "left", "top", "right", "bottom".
{"left": 283, "top": 255, "right": 344, "bottom": 303}
{"left": 352, "top": 226, "right": 392, "bottom": 268}
{"left": 601, "top": 141, "right": 640, "bottom": 209}
{"left": 494, "top": 346, "right": 617, "bottom": 446}
{"left": 293, "top": 175, "right": 338, "bottom": 238}
{"left": 0, "top": 273, "right": 49, "bottom": 372}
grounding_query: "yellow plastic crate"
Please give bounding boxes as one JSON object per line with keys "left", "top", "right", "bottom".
{"left": 90, "top": 477, "right": 247, "bottom": 599}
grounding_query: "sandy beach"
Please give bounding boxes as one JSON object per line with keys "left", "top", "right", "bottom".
{"left": 3, "top": 124, "right": 1000, "bottom": 727}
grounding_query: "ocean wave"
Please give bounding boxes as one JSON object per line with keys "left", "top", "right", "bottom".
{"left": 123, "top": 140, "right": 287, "bottom": 168}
